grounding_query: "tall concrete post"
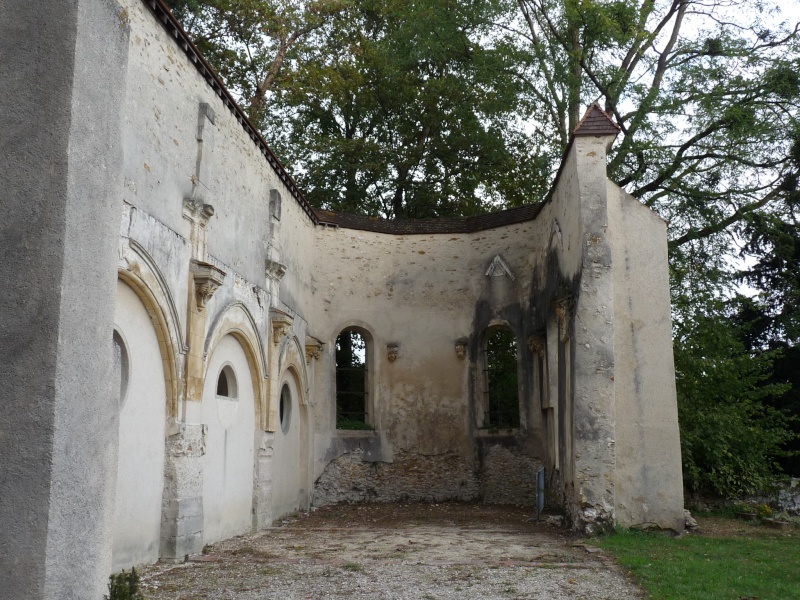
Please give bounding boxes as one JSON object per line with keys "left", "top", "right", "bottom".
{"left": 0, "top": 0, "right": 129, "bottom": 597}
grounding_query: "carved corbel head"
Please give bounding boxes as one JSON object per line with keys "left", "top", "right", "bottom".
{"left": 455, "top": 339, "right": 468, "bottom": 359}
{"left": 190, "top": 259, "right": 226, "bottom": 312}
{"left": 387, "top": 343, "right": 399, "bottom": 363}
{"left": 305, "top": 337, "right": 324, "bottom": 364}
{"left": 270, "top": 309, "right": 293, "bottom": 346}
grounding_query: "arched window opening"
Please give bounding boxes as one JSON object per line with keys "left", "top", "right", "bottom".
{"left": 484, "top": 328, "right": 520, "bottom": 429}
{"left": 335, "top": 328, "right": 370, "bottom": 429}
{"left": 280, "top": 384, "right": 292, "bottom": 434}
{"left": 216, "top": 365, "right": 238, "bottom": 399}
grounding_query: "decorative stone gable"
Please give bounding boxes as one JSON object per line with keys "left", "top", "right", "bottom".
{"left": 485, "top": 255, "right": 515, "bottom": 280}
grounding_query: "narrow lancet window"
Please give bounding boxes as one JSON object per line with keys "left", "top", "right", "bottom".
{"left": 484, "top": 328, "right": 520, "bottom": 428}
{"left": 335, "top": 329, "right": 368, "bottom": 429}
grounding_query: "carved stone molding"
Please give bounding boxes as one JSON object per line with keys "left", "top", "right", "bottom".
{"left": 387, "top": 343, "right": 399, "bottom": 363}
{"left": 270, "top": 309, "right": 293, "bottom": 345}
{"left": 305, "top": 337, "right": 324, "bottom": 364}
{"left": 553, "top": 297, "right": 573, "bottom": 342}
{"left": 528, "top": 333, "right": 546, "bottom": 356}
{"left": 183, "top": 198, "right": 215, "bottom": 260}
{"left": 190, "top": 259, "right": 226, "bottom": 311}
{"left": 454, "top": 339, "right": 467, "bottom": 359}
{"left": 183, "top": 199, "right": 215, "bottom": 221}
{"left": 485, "top": 254, "right": 515, "bottom": 281}
{"left": 265, "top": 258, "right": 287, "bottom": 282}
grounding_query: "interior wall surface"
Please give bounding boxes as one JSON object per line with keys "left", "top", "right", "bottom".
{"left": 273, "top": 188, "right": 318, "bottom": 317}
{"left": 112, "top": 281, "right": 167, "bottom": 571}
{"left": 202, "top": 335, "right": 256, "bottom": 544}
{"left": 607, "top": 183, "right": 685, "bottom": 530}
{"left": 310, "top": 215, "right": 559, "bottom": 504}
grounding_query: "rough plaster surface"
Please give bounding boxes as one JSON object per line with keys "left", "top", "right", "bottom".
{"left": 0, "top": 1, "right": 78, "bottom": 593}
{"left": 113, "top": 281, "right": 167, "bottom": 571}
{"left": 607, "top": 183, "right": 684, "bottom": 530}
{"left": 569, "top": 136, "right": 619, "bottom": 533}
{"left": 1, "top": 0, "right": 128, "bottom": 597}
{"left": 202, "top": 335, "right": 256, "bottom": 545}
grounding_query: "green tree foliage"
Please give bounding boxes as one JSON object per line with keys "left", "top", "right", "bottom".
{"left": 486, "top": 328, "right": 520, "bottom": 429}
{"left": 268, "top": 0, "right": 548, "bottom": 216}
{"left": 335, "top": 329, "right": 370, "bottom": 428}
{"left": 673, "top": 290, "right": 794, "bottom": 496}
{"left": 165, "top": 0, "right": 347, "bottom": 120}
{"left": 736, "top": 204, "right": 800, "bottom": 475}
{"left": 171, "top": 0, "right": 549, "bottom": 217}
{"left": 516, "top": 0, "right": 800, "bottom": 253}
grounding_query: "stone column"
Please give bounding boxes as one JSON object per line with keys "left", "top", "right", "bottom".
{"left": 159, "top": 197, "right": 225, "bottom": 560}
{"left": 0, "top": 0, "right": 129, "bottom": 597}
{"left": 252, "top": 431, "right": 275, "bottom": 529}
{"left": 160, "top": 424, "right": 207, "bottom": 560}
{"left": 570, "top": 132, "right": 619, "bottom": 533}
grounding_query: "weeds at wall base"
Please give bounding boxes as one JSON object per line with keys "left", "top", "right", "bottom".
{"left": 106, "top": 567, "right": 144, "bottom": 600}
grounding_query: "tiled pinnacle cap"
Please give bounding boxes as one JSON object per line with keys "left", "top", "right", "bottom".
{"left": 573, "top": 103, "right": 621, "bottom": 137}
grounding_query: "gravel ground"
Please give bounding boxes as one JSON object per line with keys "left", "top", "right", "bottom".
{"left": 139, "top": 503, "right": 644, "bottom": 599}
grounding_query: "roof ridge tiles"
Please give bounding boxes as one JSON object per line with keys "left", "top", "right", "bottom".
{"left": 315, "top": 203, "right": 544, "bottom": 235}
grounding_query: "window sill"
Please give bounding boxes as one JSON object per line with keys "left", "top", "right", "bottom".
{"left": 335, "top": 428, "right": 379, "bottom": 438}
{"left": 474, "top": 427, "right": 520, "bottom": 438}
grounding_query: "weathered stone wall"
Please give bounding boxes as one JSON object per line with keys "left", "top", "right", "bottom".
{"left": 307, "top": 217, "right": 555, "bottom": 508}
{"left": 313, "top": 443, "right": 543, "bottom": 508}
{"left": 117, "top": 0, "right": 320, "bottom": 536}
{"left": 778, "top": 479, "right": 800, "bottom": 515}
{"left": 479, "top": 444, "right": 543, "bottom": 506}
{"left": 118, "top": 0, "right": 681, "bottom": 538}
{"left": 313, "top": 451, "right": 480, "bottom": 506}
{"left": 565, "top": 136, "right": 619, "bottom": 533}
{"left": 607, "top": 182, "right": 685, "bottom": 531}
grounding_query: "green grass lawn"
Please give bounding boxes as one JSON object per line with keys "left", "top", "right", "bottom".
{"left": 595, "top": 519, "right": 800, "bottom": 600}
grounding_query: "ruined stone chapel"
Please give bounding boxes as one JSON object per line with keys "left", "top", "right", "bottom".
{"left": 1, "top": 0, "right": 685, "bottom": 597}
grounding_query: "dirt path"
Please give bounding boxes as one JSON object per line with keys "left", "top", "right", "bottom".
{"left": 140, "top": 503, "right": 643, "bottom": 599}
